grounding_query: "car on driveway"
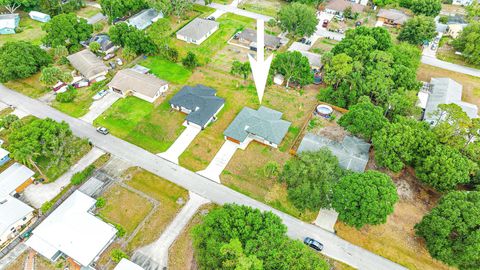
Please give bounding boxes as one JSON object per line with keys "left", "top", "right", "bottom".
{"left": 322, "top": 19, "right": 329, "bottom": 28}
{"left": 304, "top": 237, "right": 324, "bottom": 251}
{"left": 96, "top": 126, "right": 109, "bottom": 135}
{"left": 93, "top": 89, "right": 109, "bottom": 100}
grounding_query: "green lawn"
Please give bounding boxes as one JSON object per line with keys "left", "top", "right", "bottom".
{"left": 76, "top": 6, "right": 101, "bottom": 18}
{"left": 94, "top": 96, "right": 186, "bottom": 153}
{"left": 141, "top": 57, "right": 192, "bottom": 85}
{"left": 3, "top": 73, "right": 50, "bottom": 98}
{"left": 238, "top": 0, "right": 286, "bottom": 17}
{"left": 0, "top": 12, "right": 45, "bottom": 46}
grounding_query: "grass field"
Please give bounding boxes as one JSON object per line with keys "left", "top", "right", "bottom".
{"left": 99, "top": 184, "right": 153, "bottom": 236}
{"left": 238, "top": 0, "right": 286, "bottom": 17}
{"left": 3, "top": 73, "right": 50, "bottom": 98}
{"left": 140, "top": 57, "right": 192, "bottom": 85}
{"left": 0, "top": 12, "right": 45, "bottom": 46}
{"left": 76, "top": 6, "right": 101, "bottom": 18}
{"left": 125, "top": 168, "right": 188, "bottom": 251}
{"left": 94, "top": 96, "right": 186, "bottom": 153}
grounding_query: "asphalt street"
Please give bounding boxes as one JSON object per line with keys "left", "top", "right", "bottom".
{"left": 0, "top": 85, "right": 407, "bottom": 270}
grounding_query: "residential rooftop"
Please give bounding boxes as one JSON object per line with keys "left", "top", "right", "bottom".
{"left": 177, "top": 18, "right": 219, "bottom": 41}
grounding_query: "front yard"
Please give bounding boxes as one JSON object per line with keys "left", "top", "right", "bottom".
{"left": 238, "top": 0, "right": 286, "bottom": 17}
{"left": 436, "top": 37, "right": 480, "bottom": 70}
{"left": 0, "top": 12, "right": 45, "bottom": 46}
{"left": 3, "top": 73, "right": 50, "bottom": 98}
{"left": 140, "top": 57, "right": 192, "bottom": 85}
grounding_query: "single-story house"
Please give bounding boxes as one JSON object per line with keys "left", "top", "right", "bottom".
{"left": 127, "top": 8, "right": 163, "bottom": 30}
{"left": 423, "top": 78, "right": 478, "bottom": 125}
{"left": 377, "top": 9, "right": 410, "bottom": 28}
{"left": 176, "top": 18, "right": 219, "bottom": 45}
{"left": 236, "top": 28, "right": 282, "bottom": 51}
{"left": 0, "top": 14, "right": 20, "bottom": 35}
{"left": 0, "top": 163, "right": 35, "bottom": 248}
{"left": 108, "top": 69, "right": 168, "bottom": 103}
{"left": 66, "top": 50, "right": 109, "bottom": 82}
{"left": 26, "top": 190, "right": 117, "bottom": 268}
{"left": 0, "top": 147, "right": 10, "bottom": 166}
{"left": 88, "top": 34, "right": 115, "bottom": 54}
{"left": 224, "top": 106, "right": 291, "bottom": 150}
{"left": 114, "top": 259, "right": 144, "bottom": 270}
{"left": 324, "top": 0, "right": 365, "bottom": 16}
{"left": 299, "top": 51, "right": 323, "bottom": 71}
{"left": 29, "top": 11, "right": 51, "bottom": 23}
{"left": 169, "top": 85, "right": 225, "bottom": 129}
{"left": 297, "top": 133, "right": 371, "bottom": 172}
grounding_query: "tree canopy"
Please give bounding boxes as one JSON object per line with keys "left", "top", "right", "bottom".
{"left": 0, "top": 0, "right": 36, "bottom": 13}
{"left": 277, "top": 3, "right": 318, "bottom": 38}
{"left": 109, "top": 22, "right": 157, "bottom": 55}
{"left": 271, "top": 51, "right": 312, "bottom": 87}
{"left": 192, "top": 204, "right": 330, "bottom": 270}
{"left": 0, "top": 41, "right": 52, "bottom": 82}
{"left": 148, "top": 0, "right": 193, "bottom": 17}
{"left": 338, "top": 96, "right": 388, "bottom": 140}
{"left": 398, "top": 16, "right": 437, "bottom": 45}
{"left": 42, "top": 13, "right": 92, "bottom": 48}
{"left": 279, "top": 149, "right": 346, "bottom": 211}
{"left": 453, "top": 22, "right": 480, "bottom": 66}
{"left": 415, "top": 191, "right": 480, "bottom": 269}
{"left": 409, "top": 0, "right": 442, "bottom": 17}
{"left": 100, "top": 0, "right": 147, "bottom": 21}
{"left": 332, "top": 171, "right": 399, "bottom": 228}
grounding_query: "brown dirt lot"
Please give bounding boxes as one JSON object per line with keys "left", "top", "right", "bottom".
{"left": 417, "top": 64, "right": 480, "bottom": 107}
{"left": 335, "top": 156, "right": 455, "bottom": 270}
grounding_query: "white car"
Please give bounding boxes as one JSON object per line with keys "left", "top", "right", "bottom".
{"left": 103, "top": 53, "right": 115, "bottom": 60}
{"left": 93, "top": 89, "right": 109, "bottom": 100}
{"left": 116, "top": 58, "right": 123, "bottom": 66}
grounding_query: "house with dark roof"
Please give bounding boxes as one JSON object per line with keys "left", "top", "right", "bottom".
{"left": 127, "top": 8, "right": 162, "bottom": 30}
{"left": 236, "top": 28, "right": 282, "bottom": 51}
{"left": 377, "top": 9, "right": 410, "bottom": 28}
{"left": 0, "top": 14, "right": 19, "bottom": 35}
{"left": 87, "top": 34, "right": 115, "bottom": 54}
{"left": 176, "top": 18, "right": 219, "bottom": 45}
{"left": 169, "top": 85, "right": 225, "bottom": 129}
{"left": 298, "top": 134, "right": 371, "bottom": 172}
{"left": 324, "top": 0, "right": 365, "bottom": 16}
{"left": 66, "top": 50, "right": 109, "bottom": 82}
{"left": 108, "top": 69, "right": 169, "bottom": 103}
{"left": 224, "top": 106, "right": 291, "bottom": 149}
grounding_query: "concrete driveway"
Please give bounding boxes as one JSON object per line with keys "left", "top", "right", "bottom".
{"left": 80, "top": 92, "right": 121, "bottom": 124}
{"left": 314, "top": 208, "right": 339, "bottom": 233}
{"left": 314, "top": 12, "right": 345, "bottom": 41}
{"left": 87, "top": 13, "right": 107, "bottom": 24}
{"left": 23, "top": 147, "right": 105, "bottom": 208}
{"left": 197, "top": 140, "right": 240, "bottom": 183}
{"left": 158, "top": 124, "right": 201, "bottom": 164}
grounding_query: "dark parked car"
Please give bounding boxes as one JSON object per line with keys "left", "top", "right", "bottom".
{"left": 303, "top": 237, "right": 324, "bottom": 251}
{"left": 322, "top": 19, "right": 329, "bottom": 28}
{"left": 96, "top": 127, "right": 109, "bottom": 135}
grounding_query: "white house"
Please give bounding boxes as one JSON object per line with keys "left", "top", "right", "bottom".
{"left": 176, "top": 18, "right": 219, "bottom": 45}
{"left": 0, "top": 163, "right": 35, "bottom": 248}
{"left": 26, "top": 191, "right": 117, "bottom": 268}
{"left": 108, "top": 68, "right": 169, "bottom": 103}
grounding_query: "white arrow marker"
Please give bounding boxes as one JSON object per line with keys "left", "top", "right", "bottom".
{"left": 248, "top": 19, "right": 273, "bottom": 104}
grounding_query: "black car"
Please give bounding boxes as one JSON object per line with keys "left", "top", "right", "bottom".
{"left": 96, "top": 127, "right": 109, "bottom": 135}
{"left": 304, "top": 237, "right": 324, "bottom": 251}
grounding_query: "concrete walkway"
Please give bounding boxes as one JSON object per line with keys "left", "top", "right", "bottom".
{"left": 80, "top": 92, "right": 121, "bottom": 124}
{"left": 314, "top": 208, "right": 339, "bottom": 233}
{"left": 132, "top": 192, "right": 209, "bottom": 270}
{"left": 197, "top": 140, "right": 239, "bottom": 182}
{"left": 158, "top": 124, "right": 201, "bottom": 164}
{"left": 421, "top": 55, "right": 480, "bottom": 78}
{"left": 23, "top": 147, "right": 105, "bottom": 208}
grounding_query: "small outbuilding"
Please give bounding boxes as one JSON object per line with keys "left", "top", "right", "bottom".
{"left": 0, "top": 13, "right": 20, "bottom": 35}
{"left": 0, "top": 147, "right": 10, "bottom": 166}
{"left": 108, "top": 69, "right": 169, "bottom": 103}
{"left": 127, "top": 8, "right": 163, "bottom": 30}
{"left": 28, "top": 11, "right": 51, "bottom": 23}
{"left": 176, "top": 18, "right": 219, "bottom": 45}
{"left": 224, "top": 106, "right": 291, "bottom": 149}
{"left": 67, "top": 50, "right": 109, "bottom": 82}
{"left": 169, "top": 84, "right": 225, "bottom": 129}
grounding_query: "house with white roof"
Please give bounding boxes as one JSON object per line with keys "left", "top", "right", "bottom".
{"left": 29, "top": 11, "right": 51, "bottom": 23}
{"left": 0, "top": 147, "right": 10, "bottom": 166}
{"left": 0, "top": 163, "right": 35, "bottom": 248}
{"left": 176, "top": 18, "right": 219, "bottom": 45}
{"left": 26, "top": 190, "right": 117, "bottom": 268}
{"left": 127, "top": 8, "right": 162, "bottom": 30}
{"left": 114, "top": 258, "right": 144, "bottom": 270}
{"left": 0, "top": 13, "right": 20, "bottom": 35}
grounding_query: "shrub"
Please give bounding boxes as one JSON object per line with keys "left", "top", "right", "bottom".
{"left": 0, "top": 114, "right": 19, "bottom": 129}
{"left": 41, "top": 201, "right": 54, "bottom": 213}
{"left": 110, "top": 249, "right": 128, "bottom": 263}
{"left": 70, "top": 165, "right": 95, "bottom": 185}
{"left": 114, "top": 224, "right": 126, "bottom": 237}
{"left": 96, "top": 197, "right": 106, "bottom": 208}
{"left": 55, "top": 87, "right": 77, "bottom": 103}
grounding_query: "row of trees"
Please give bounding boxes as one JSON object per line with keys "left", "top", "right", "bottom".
{"left": 192, "top": 204, "right": 330, "bottom": 270}
{"left": 99, "top": 0, "right": 194, "bottom": 22}
{"left": 373, "top": 0, "right": 442, "bottom": 17}
{"left": 0, "top": 0, "right": 84, "bottom": 15}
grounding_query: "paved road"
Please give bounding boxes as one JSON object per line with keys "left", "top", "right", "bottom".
{"left": 207, "top": 3, "right": 273, "bottom": 21}
{"left": 421, "top": 55, "right": 480, "bottom": 78}
{"left": 0, "top": 85, "right": 407, "bottom": 270}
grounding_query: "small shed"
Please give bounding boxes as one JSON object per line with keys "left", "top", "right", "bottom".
{"left": 29, "top": 11, "right": 51, "bottom": 23}
{"left": 0, "top": 14, "right": 20, "bottom": 35}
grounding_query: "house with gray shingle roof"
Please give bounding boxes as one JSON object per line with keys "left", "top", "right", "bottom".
{"left": 176, "top": 18, "right": 219, "bottom": 45}
{"left": 127, "top": 8, "right": 162, "bottom": 30}
{"left": 169, "top": 85, "right": 225, "bottom": 129}
{"left": 224, "top": 106, "right": 291, "bottom": 149}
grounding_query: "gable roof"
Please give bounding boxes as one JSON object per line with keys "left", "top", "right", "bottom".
{"left": 238, "top": 28, "right": 282, "bottom": 48}
{"left": 128, "top": 8, "right": 162, "bottom": 30}
{"left": 169, "top": 85, "right": 225, "bottom": 127}
{"left": 177, "top": 18, "right": 219, "bottom": 41}
{"left": 0, "top": 196, "right": 34, "bottom": 236}
{"left": 89, "top": 34, "right": 114, "bottom": 52}
{"left": 108, "top": 69, "right": 168, "bottom": 98}
{"left": 377, "top": 9, "right": 410, "bottom": 25}
{"left": 224, "top": 106, "right": 291, "bottom": 145}
{"left": 325, "top": 0, "right": 365, "bottom": 13}
{"left": 0, "top": 163, "right": 34, "bottom": 199}
{"left": 27, "top": 191, "right": 117, "bottom": 267}
{"left": 67, "top": 50, "right": 108, "bottom": 79}
{"left": 0, "top": 13, "right": 19, "bottom": 30}
{"left": 299, "top": 51, "right": 322, "bottom": 68}
{"left": 297, "top": 133, "right": 371, "bottom": 172}
{"left": 424, "top": 78, "right": 479, "bottom": 122}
